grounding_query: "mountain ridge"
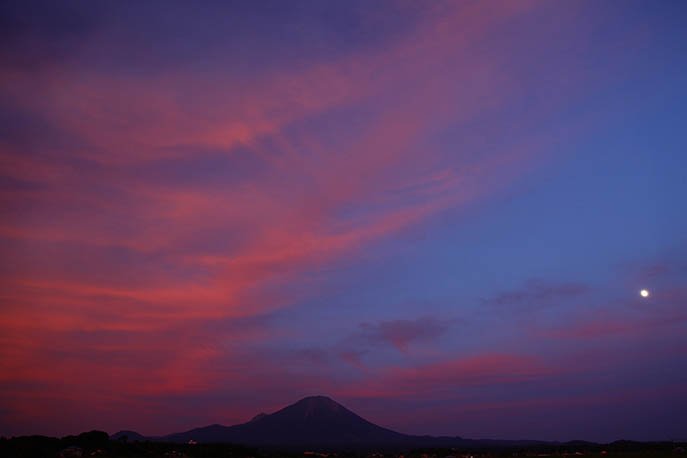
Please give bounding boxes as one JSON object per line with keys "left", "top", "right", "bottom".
{"left": 112, "top": 395, "right": 556, "bottom": 449}
{"left": 161, "top": 395, "right": 413, "bottom": 447}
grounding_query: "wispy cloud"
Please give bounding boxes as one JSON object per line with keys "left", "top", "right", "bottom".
{"left": 483, "top": 279, "right": 589, "bottom": 310}
{"left": 359, "top": 317, "right": 453, "bottom": 353}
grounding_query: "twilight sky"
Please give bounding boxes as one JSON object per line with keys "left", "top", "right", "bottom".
{"left": 1, "top": 0, "right": 686, "bottom": 443}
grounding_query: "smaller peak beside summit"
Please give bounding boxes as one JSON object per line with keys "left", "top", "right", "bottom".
{"left": 110, "top": 430, "right": 147, "bottom": 442}
{"left": 250, "top": 412, "right": 268, "bottom": 423}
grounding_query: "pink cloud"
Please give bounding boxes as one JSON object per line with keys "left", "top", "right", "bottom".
{"left": 338, "top": 353, "right": 552, "bottom": 400}
{"left": 360, "top": 317, "right": 452, "bottom": 353}
{"left": 484, "top": 279, "right": 589, "bottom": 309}
{"left": 0, "top": 0, "right": 636, "bottom": 436}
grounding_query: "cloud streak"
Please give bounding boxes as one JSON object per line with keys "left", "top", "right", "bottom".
{"left": 359, "top": 317, "right": 452, "bottom": 354}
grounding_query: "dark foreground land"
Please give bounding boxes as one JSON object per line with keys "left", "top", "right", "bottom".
{"left": 1, "top": 431, "right": 685, "bottom": 458}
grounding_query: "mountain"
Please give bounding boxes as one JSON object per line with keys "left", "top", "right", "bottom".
{"left": 163, "top": 395, "right": 415, "bottom": 448}
{"left": 110, "top": 430, "right": 149, "bottom": 442}
{"left": 126, "top": 395, "right": 559, "bottom": 449}
{"left": 249, "top": 412, "right": 268, "bottom": 422}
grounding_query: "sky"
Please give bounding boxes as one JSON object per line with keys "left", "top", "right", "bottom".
{"left": 1, "top": 0, "right": 686, "bottom": 443}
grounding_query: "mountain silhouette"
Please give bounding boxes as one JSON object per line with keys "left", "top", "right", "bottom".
{"left": 110, "top": 430, "right": 148, "bottom": 442}
{"left": 249, "top": 412, "right": 268, "bottom": 423}
{"left": 162, "top": 395, "right": 413, "bottom": 447}
{"left": 117, "top": 395, "right": 555, "bottom": 449}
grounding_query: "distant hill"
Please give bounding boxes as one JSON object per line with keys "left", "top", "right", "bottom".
{"left": 110, "top": 430, "right": 149, "bottom": 442}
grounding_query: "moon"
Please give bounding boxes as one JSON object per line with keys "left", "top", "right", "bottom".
{"left": 640, "top": 289, "right": 650, "bottom": 298}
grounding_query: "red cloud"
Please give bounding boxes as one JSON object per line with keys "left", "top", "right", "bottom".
{"left": 1, "top": 0, "right": 627, "bottom": 437}
{"left": 338, "top": 353, "right": 551, "bottom": 400}
{"left": 360, "top": 317, "right": 451, "bottom": 353}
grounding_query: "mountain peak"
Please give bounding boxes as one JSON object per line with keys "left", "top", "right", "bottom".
{"left": 295, "top": 395, "right": 339, "bottom": 405}
{"left": 299, "top": 394, "right": 335, "bottom": 401}
{"left": 291, "top": 395, "right": 345, "bottom": 417}
{"left": 250, "top": 412, "right": 268, "bottom": 423}
{"left": 110, "top": 430, "right": 147, "bottom": 442}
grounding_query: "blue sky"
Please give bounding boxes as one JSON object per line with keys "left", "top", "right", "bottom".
{"left": 0, "top": 0, "right": 686, "bottom": 442}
